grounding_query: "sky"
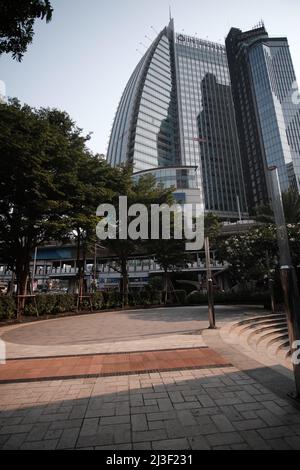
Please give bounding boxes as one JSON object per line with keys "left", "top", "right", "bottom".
{"left": 1, "top": 0, "right": 300, "bottom": 155}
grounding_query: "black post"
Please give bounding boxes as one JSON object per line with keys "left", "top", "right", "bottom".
{"left": 269, "top": 278, "right": 276, "bottom": 314}
{"left": 268, "top": 166, "right": 300, "bottom": 397}
{"left": 204, "top": 236, "right": 216, "bottom": 329}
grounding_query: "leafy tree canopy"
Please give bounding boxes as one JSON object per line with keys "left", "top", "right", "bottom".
{"left": 100, "top": 166, "right": 174, "bottom": 306}
{"left": 0, "top": 0, "right": 53, "bottom": 61}
{"left": 204, "top": 212, "right": 221, "bottom": 243}
{"left": 255, "top": 189, "right": 300, "bottom": 224}
{"left": 0, "top": 100, "right": 116, "bottom": 317}
{"left": 218, "top": 223, "right": 300, "bottom": 285}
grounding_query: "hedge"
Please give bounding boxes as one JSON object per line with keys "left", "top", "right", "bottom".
{"left": 0, "top": 289, "right": 271, "bottom": 321}
{"left": 0, "top": 289, "right": 164, "bottom": 320}
{"left": 162, "top": 289, "right": 186, "bottom": 305}
{"left": 0, "top": 296, "right": 16, "bottom": 320}
{"left": 24, "top": 292, "right": 124, "bottom": 315}
{"left": 186, "top": 290, "right": 271, "bottom": 306}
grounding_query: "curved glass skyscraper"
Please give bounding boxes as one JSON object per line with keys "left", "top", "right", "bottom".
{"left": 107, "top": 19, "right": 248, "bottom": 219}
{"left": 226, "top": 24, "right": 300, "bottom": 212}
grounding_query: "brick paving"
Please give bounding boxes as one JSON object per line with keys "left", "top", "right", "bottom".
{"left": 0, "top": 347, "right": 230, "bottom": 383}
{"left": 1, "top": 367, "right": 300, "bottom": 450}
{"left": 1, "top": 305, "right": 300, "bottom": 450}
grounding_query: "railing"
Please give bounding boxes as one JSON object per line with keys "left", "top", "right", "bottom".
{"left": 0, "top": 258, "right": 229, "bottom": 279}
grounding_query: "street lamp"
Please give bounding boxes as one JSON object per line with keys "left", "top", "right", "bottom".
{"left": 268, "top": 166, "right": 300, "bottom": 398}
{"left": 204, "top": 236, "right": 216, "bottom": 329}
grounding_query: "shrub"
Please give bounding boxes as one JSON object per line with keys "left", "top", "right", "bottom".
{"left": 24, "top": 294, "right": 76, "bottom": 316}
{"left": 172, "top": 289, "right": 187, "bottom": 304}
{"left": 91, "top": 292, "right": 104, "bottom": 310}
{"left": 127, "top": 290, "right": 163, "bottom": 307}
{"left": 57, "top": 294, "right": 76, "bottom": 313}
{"left": 102, "top": 290, "right": 122, "bottom": 308}
{"left": 0, "top": 296, "right": 16, "bottom": 320}
{"left": 128, "top": 291, "right": 142, "bottom": 306}
{"left": 148, "top": 276, "right": 163, "bottom": 290}
{"left": 186, "top": 290, "right": 270, "bottom": 306}
{"left": 149, "top": 290, "right": 163, "bottom": 305}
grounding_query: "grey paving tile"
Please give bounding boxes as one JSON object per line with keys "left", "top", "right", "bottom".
{"left": 207, "top": 432, "right": 244, "bottom": 447}
{"left": 152, "top": 438, "right": 190, "bottom": 450}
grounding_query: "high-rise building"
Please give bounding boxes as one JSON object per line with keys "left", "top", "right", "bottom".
{"left": 226, "top": 24, "right": 300, "bottom": 212}
{"left": 107, "top": 20, "right": 248, "bottom": 219}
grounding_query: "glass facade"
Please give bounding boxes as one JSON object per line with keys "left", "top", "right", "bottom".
{"left": 129, "top": 28, "right": 180, "bottom": 172}
{"left": 175, "top": 34, "right": 247, "bottom": 216}
{"left": 132, "top": 166, "right": 200, "bottom": 190}
{"left": 226, "top": 26, "right": 300, "bottom": 212}
{"left": 107, "top": 20, "right": 248, "bottom": 219}
{"left": 107, "top": 23, "right": 180, "bottom": 172}
{"left": 106, "top": 55, "right": 148, "bottom": 167}
{"left": 250, "top": 41, "right": 300, "bottom": 193}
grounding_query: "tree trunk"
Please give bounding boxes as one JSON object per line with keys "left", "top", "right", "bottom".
{"left": 16, "top": 260, "right": 30, "bottom": 321}
{"left": 76, "top": 230, "right": 84, "bottom": 307}
{"left": 163, "top": 269, "right": 169, "bottom": 304}
{"left": 7, "top": 271, "right": 15, "bottom": 296}
{"left": 121, "top": 258, "right": 129, "bottom": 308}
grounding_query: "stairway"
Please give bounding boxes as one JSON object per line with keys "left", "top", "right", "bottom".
{"left": 223, "top": 312, "right": 292, "bottom": 369}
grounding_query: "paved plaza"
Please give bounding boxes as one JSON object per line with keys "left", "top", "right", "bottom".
{"left": 1, "top": 305, "right": 300, "bottom": 450}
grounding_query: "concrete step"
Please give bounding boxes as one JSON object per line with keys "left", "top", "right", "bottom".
{"left": 225, "top": 312, "right": 291, "bottom": 369}
{"left": 256, "top": 331, "right": 289, "bottom": 353}
{"left": 229, "top": 315, "right": 286, "bottom": 338}
{"left": 276, "top": 343, "right": 291, "bottom": 362}
{"left": 248, "top": 325, "right": 288, "bottom": 350}
{"left": 246, "top": 320, "right": 287, "bottom": 342}
{"left": 228, "top": 313, "right": 285, "bottom": 335}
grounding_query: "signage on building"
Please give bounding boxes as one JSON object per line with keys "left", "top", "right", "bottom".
{"left": 176, "top": 34, "right": 224, "bottom": 51}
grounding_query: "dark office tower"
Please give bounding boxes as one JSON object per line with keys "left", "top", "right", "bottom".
{"left": 197, "top": 73, "right": 245, "bottom": 214}
{"left": 107, "top": 19, "right": 247, "bottom": 219}
{"left": 226, "top": 24, "right": 300, "bottom": 213}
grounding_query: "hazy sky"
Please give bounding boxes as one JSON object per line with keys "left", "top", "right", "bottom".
{"left": 1, "top": 0, "right": 300, "bottom": 154}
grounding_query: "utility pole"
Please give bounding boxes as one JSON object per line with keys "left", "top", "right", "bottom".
{"left": 268, "top": 166, "right": 300, "bottom": 398}
{"left": 32, "top": 246, "right": 37, "bottom": 293}
{"left": 204, "top": 237, "right": 216, "bottom": 329}
{"left": 266, "top": 250, "right": 276, "bottom": 313}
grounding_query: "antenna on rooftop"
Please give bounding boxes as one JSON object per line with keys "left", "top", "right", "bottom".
{"left": 252, "top": 19, "right": 265, "bottom": 30}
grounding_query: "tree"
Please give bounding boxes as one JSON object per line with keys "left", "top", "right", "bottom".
{"left": 282, "top": 189, "right": 300, "bottom": 224}
{"left": 0, "top": 100, "right": 114, "bottom": 318}
{"left": 0, "top": 0, "right": 53, "bottom": 61}
{"left": 64, "top": 153, "right": 121, "bottom": 300}
{"left": 101, "top": 167, "right": 173, "bottom": 307}
{"left": 255, "top": 189, "right": 300, "bottom": 224}
{"left": 204, "top": 212, "right": 221, "bottom": 244}
{"left": 218, "top": 225, "right": 279, "bottom": 287}
{"left": 152, "top": 236, "right": 191, "bottom": 304}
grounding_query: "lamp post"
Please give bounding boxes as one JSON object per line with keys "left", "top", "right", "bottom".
{"left": 268, "top": 166, "right": 300, "bottom": 398}
{"left": 204, "top": 236, "right": 216, "bottom": 329}
{"left": 32, "top": 246, "right": 38, "bottom": 293}
{"left": 266, "top": 250, "right": 276, "bottom": 313}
